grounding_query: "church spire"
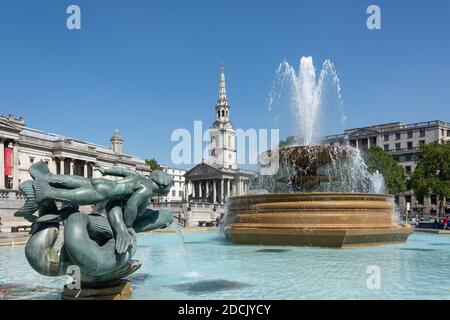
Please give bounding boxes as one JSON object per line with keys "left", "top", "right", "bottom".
{"left": 217, "top": 64, "right": 228, "bottom": 106}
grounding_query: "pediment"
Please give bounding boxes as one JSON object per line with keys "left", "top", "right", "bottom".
{"left": 185, "top": 162, "right": 223, "bottom": 179}
{"left": 0, "top": 118, "right": 21, "bottom": 134}
{"left": 346, "top": 128, "right": 379, "bottom": 138}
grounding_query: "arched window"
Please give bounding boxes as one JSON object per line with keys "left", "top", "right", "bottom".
{"left": 221, "top": 109, "right": 225, "bottom": 117}
{"left": 217, "top": 111, "right": 220, "bottom": 118}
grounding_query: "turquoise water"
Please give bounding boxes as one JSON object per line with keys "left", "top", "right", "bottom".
{"left": 1, "top": 231, "right": 450, "bottom": 299}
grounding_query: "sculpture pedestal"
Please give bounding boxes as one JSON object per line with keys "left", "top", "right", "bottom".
{"left": 61, "top": 280, "right": 133, "bottom": 300}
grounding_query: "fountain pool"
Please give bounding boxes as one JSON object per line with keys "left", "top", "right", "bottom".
{"left": 1, "top": 231, "right": 450, "bottom": 300}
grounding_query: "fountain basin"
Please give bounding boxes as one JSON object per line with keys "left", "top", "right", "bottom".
{"left": 223, "top": 193, "right": 412, "bottom": 248}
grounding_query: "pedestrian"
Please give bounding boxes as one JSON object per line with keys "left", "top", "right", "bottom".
{"left": 443, "top": 216, "right": 448, "bottom": 230}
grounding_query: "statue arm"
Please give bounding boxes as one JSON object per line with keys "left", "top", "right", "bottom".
{"left": 123, "top": 188, "right": 149, "bottom": 228}
{"left": 107, "top": 205, "right": 134, "bottom": 254}
{"left": 96, "top": 166, "right": 140, "bottom": 178}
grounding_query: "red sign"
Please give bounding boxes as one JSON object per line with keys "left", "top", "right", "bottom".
{"left": 4, "top": 147, "right": 12, "bottom": 177}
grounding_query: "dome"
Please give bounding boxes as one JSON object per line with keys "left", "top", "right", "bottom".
{"left": 110, "top": 129, "right": 123, "bottom": 142}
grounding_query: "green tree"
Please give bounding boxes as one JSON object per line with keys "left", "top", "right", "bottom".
{"left": 410, "top": 142, "right": 450, "bottom": 214}
{"left": 145, "top": 158, "right": 161, "bottom": 171}
{"left": 363, "top": 147, "right": 407, "bottom": 194}
{"left": 279, "top": 136, "right": 299, "bottom": 147}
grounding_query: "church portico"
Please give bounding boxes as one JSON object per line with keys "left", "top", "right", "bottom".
{"left": 185, "top": 169, "right": 251, "bottom": 204}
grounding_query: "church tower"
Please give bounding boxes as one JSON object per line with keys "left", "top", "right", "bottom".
{"left": 208, "top": 65, "right": 237, "bottom": 169}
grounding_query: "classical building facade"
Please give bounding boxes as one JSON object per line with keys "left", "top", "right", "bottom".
{"left": 184, "top": 66, "right": 254, "bottom": 204}
{"left": 322, "top": 120, "right": 450, "bottom": 214}
{"left": 161, "top": 166, "right": 187, "bottom": 202}
{"left": 0, "top": 114, "right": 151, "bottom": 225}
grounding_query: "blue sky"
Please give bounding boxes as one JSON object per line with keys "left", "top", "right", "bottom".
{"left": 0, "top": 0, "right": 449, "bottom": 167}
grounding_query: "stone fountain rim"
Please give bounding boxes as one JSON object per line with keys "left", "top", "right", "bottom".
{"left": 227, "top": 192, "right": 393, "bottom": 201}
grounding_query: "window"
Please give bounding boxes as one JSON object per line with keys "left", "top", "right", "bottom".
{"left": 407, "top": 131, "right": 413, "bottom": 139}
{"left": 405, "top": 154, "right": 413, "bottom": 162}
{"left": 405, "top": 195, "right": 412, "bottom": 205}
{"left": 395, "top": 132, "right": 401, "bottom": 140}
{"left": 417, "top": 196, "right": 424, "bottom": 205}
{"left": 384, "top": 134, "right": 389, "bottom": 142}
{"left": 221, "top": 109, "right": 224, "bottom": 117}
{"left": 419, "top": 129, "right": 425, "bottom": 137}
{"left": 395, "top": 143, "right": 401, "bottom": 150}
{"left": 441, "top": 129, "right": 445, "bottom": 136}
{"left": 431, "top": 194, "right": 437, "bottom": 205}
{"left": 447, "top": 130, "right": 450, "bottom": 137}
{"left": 405, "top": 165, "right": 411, "bottom": 174}
{"left": 407, "top": 141, "right": 413, "bottom": 149}
{"left": 179, "top": 191, "right": 183, "bottom": 197}
{"left": 394, "top": 196, "right": 399, "bottom": 205}
{"left": 30, "top": 157, "right": 35, "bottom": 164}
{"left": 419, "top": 140, "right": 425, "bottom": 147}
{"left": 172, "top": 190, "right": 176, "bottom": 197}
{"left": 384, "top": 144, "right": 389, "bottom": 151}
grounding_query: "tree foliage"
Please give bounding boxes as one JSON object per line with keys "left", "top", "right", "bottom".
{"left": 363, "top": 147, "right": 407, "bottom": 194}
{"left": 410, "top": 142, "right": 450, "bottom": 212}
{"left": 145, "top": 158, "right": 161, "bottom": 171}
{"left": 279, "top": 136, "right": 299, "bottom": 147}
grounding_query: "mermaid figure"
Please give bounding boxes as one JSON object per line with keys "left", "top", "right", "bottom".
{"left": 14, "top": 161, "right": 174, "bottom": 286}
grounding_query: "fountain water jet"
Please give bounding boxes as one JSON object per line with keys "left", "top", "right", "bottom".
{"left": 223, "top": 56, "right": 412, "bottom": 248}
{"left": 169, "top": 222, "right": 198, "bottom": 277}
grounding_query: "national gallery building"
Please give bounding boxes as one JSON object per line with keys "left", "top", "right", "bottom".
{"left": 0, "top": 114, "right": 151, "bottom": 189}
{"left": 0, "top": 114, "right": 150, "bottom": 224}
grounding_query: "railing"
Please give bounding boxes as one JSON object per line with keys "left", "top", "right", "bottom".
{"left": 150, "top": 201, "right": 225, "bottom": 210}
{"left": 173, "top": 214, "right": 187, "bottom": 227}
{"left": 386, "top": 147, "right": 422, "bottom": 153}
{"left": 324, "top": 121, "right": 450, "bottom": 141}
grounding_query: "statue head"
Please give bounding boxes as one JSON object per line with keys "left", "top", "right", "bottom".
{"left": 149, "top": 170, "right": 173, "bottom": 197}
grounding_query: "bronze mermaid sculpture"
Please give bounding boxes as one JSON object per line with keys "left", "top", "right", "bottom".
{"left": 14, "top": 161, "right": 174, "bottom": 286}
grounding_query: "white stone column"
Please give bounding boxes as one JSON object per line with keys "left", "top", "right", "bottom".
{"left": 50, "top": 158, "right": 58, "bottom": 174}
{"left": 12, "top": 141, "right": 19, "bottom": 189}
{"left": 199, "top": 181, "right": 203, "bottom": 198}
{"left": 206, "top": 181, "right": 209, "bottom": 202}
{"left": 59, "top": 157, "right": 65, "bottom": 174}
{"left": 188, "top": 181, "right": 192, "bottom": 200}
{"left": 220, "top": 179, "right": 224, "bottom": 203}
{"left": 192, "top": 182, "right": 196, "bottom": 199}
{"left": 69, "top": 159, "right": 74, "bottom": 175}
{"left": 227, "top": 179, "right": 230, "bottom": 199}
{"left": 0, "top": 138, "right": 4, "bottom": 189}
{"left": 83, "top": 162, "right": 88, "bottom": 177}
{"left": 213, "top": 180, "right": 217, "bottom": 203}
